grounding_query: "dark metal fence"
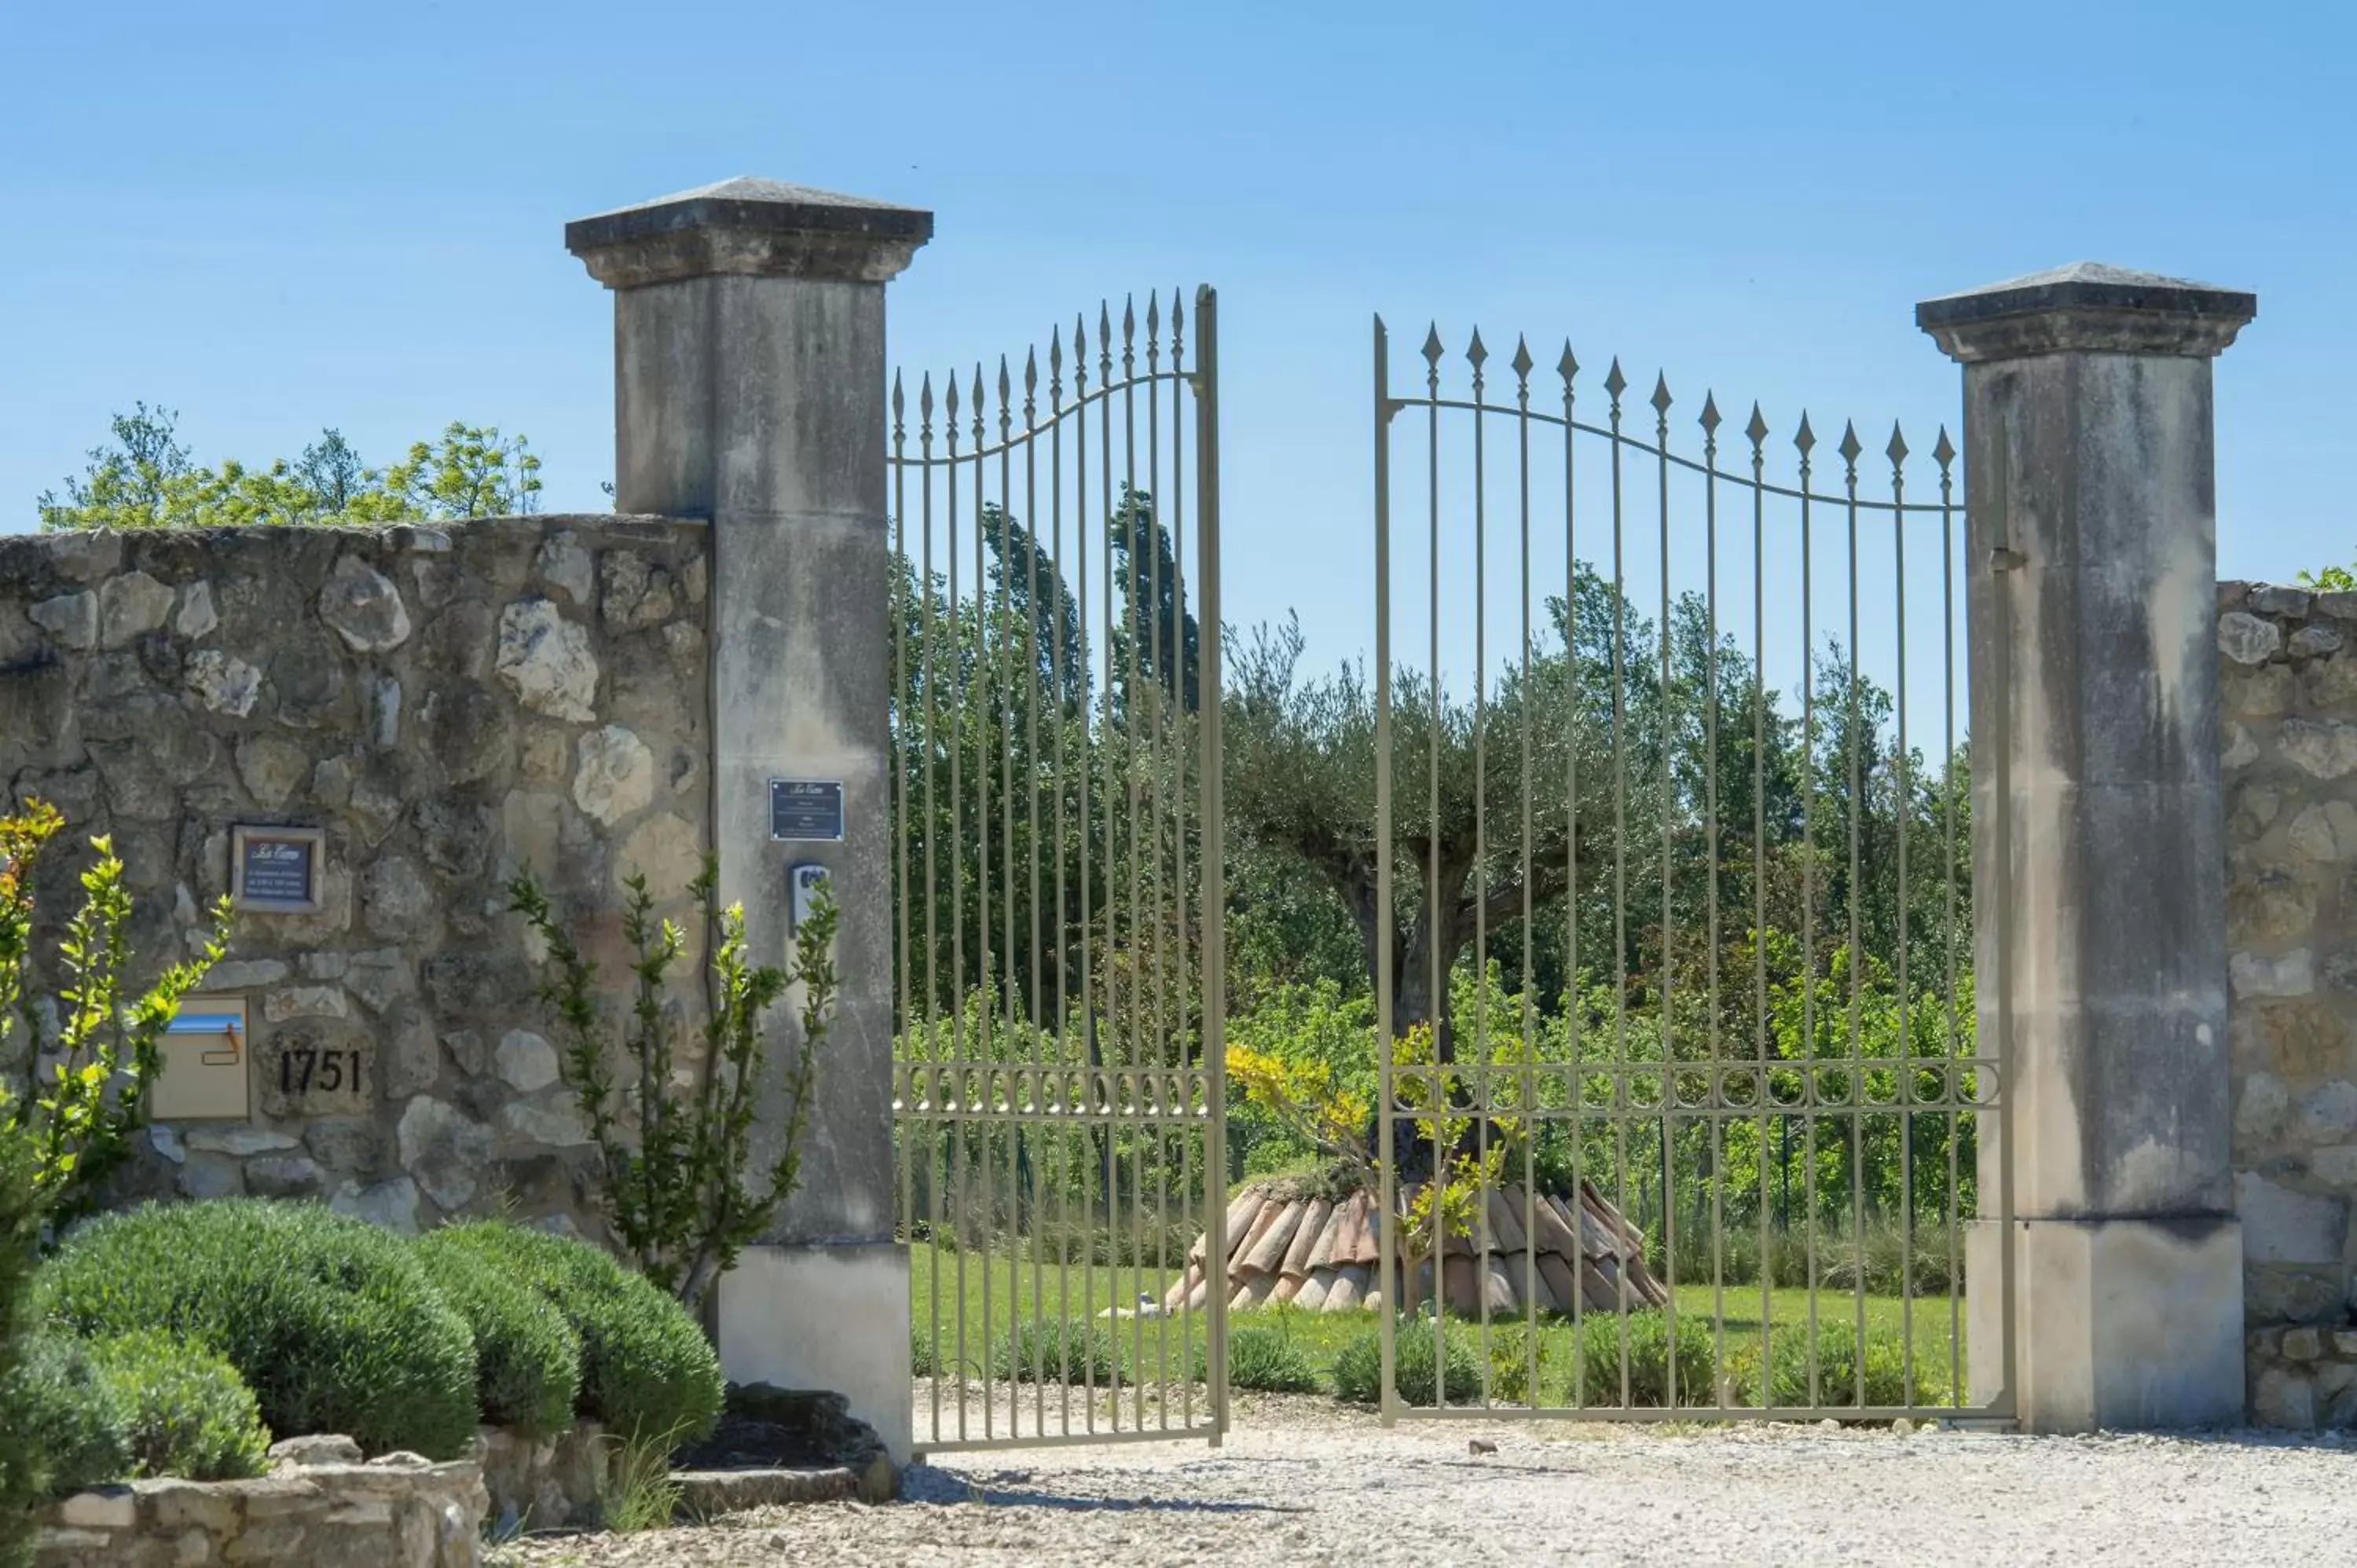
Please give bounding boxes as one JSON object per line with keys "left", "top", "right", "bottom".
{"left": 1367, "top": 317, "right": 2011, "bottom": 1422}
{"left": 889, "top": 288, "right": 1229, "bottom": 1452}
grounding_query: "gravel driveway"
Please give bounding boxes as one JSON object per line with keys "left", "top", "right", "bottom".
{"left": 493, "top": 1392, "right": 2357, "bottom": 1566}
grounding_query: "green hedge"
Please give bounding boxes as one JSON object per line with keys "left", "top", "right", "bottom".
{"left": 1571, "top": 1310, "right": 1721, "bottom": 1408}
{"left": 1332, "top": 1322, "right": 1483, "bottom": 1405}
{"left": 1483, "top": 1320, "right": 1547, "bottom": 1404}
{"left": 0, "top": 1129, "right": 42, "bottom": 1568}
{"left": 427, "top": 1222, "right": 720, "bottom": 1448}
{"left": 1743, "top": 1320, "right": 1948, "bottom": 1409}
{"left": 3, "top": 1332, "right": 272, "bottom": 1493}
{"left": 87, "top": 1332, "right": 271, "bottom": 1482}
{"left": 5, "top": 1336, "right": 132, "bottom": 1495}
{"left": 1197, "top": 1325, "right": 1321, "bottom": 1394}
{"left": 995, "top": 1318, "right": 1120, "bottom": 1384}
{"left": 37, "top": 1200, "right": 478, "bottom": 1460}
{"left": 412, "top": 1232, "right": 581, "bottom": 1438}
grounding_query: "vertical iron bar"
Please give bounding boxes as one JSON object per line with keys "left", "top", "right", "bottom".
{"left": 1120, "top": 297, "right": 1145, "bottom": 1427}
{"left": 1018, "top": 354, "right": 1046, "bottom": 1436}
{"left": 1843, "top": 421, "right": 1866, "bottom": 1407}
{"left": 1607, "top": 359, "right": 1633, "bottom": 1407}
{"left": 973, "top": 365, "right": 996, "bottom": 1438}
{"left": 1167, "top": 293, "right": 1192, "bottom": 1434}
{"left": 1373, "top": 316, "right": 1399, "bottom": 1427}
{"left": 1797, "top": 412, "right": 1819, "bottom": 1409}
{"left": 1424, "top": 326, "right": 1444, "bottom": 1403}
{"left": 943, "top": 371, "right": 971, "bottom": 1442}
{"left": 1089, "top": 299, "right": 1117, "bottom": 1423}
{"left": 1144, "top": 295, "right": 1170, "bottom": 1429}
{"left": 993, "top": 361, "right": 1024, "bottom": 1417}
{"left": 1890, "top": 423, "right": 1915, "bottom": 1405}
{"left": 1651, "top": 373, "right": 1677, "bottom": 1405}
{"left": 1701, "top": 394, "right": 1725, "bottom": 1403}
{"left": 1195, "top": 284, "right": 1229, "bottom": 1442}
{"left": 1469, "top": 328, "right": 1491, "bottom": 1406}
{"left": 920, "top": 376, "right": 944, "bottom": 1444}
{"left": 1560, "top": 345, "right": 1584, "bottom": 1407}
{"left": 1515, "top": 338, "right": 1539, "bottom": 1409}
{"left": 1073, "top": 320, "right": 1098, "bottom": 1431}
{"left": 1749, "top": 405, "right": 1770, "bottom": 1409}
{"left": 1048, "top": 331, "right": 1074, "bottom": 1434}
{"left": 1090, "top": 306, "right": 1116, "bottom": 1433}
{"left": 1938, "top": 426, "right": 1962, "bottom": 1408}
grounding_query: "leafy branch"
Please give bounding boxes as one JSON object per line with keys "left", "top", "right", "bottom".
{"left": 1, "top": 801, "right": 229, "bottom": 1229}
{"left": 1227, "top": 1020, "right": 1527, "bottom": 1311}
{"left": 508, "top": 859, "right": 840, "bottom": 1310}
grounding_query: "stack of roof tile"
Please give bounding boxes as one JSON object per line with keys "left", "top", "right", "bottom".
{"left": 1162, "top": 1179, "right": 1669, "bottom": 1316}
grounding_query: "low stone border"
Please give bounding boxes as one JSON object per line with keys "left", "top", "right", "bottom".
{"left": 35, "top": 1438, "right": 486, "bottom": 1568}
{"left": 34, "top": 1387, "right": 897, "bottom": 1563}
{"left": 477, "top": 1421, "right": 607, "bottom": 1534}
{"left": 2247, "top": 1324, "right": 2357, "bottom": 1428}
{"left": 675, "top": 1454, "right": 897, "bottom": 1519}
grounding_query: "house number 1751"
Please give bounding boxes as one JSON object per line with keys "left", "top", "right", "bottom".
{"left": 278, "top": 1046, "right": 363, "bottom": 1097}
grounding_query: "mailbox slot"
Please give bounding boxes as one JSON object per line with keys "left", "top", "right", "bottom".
{"left": 153, "top": 994, "right": 251, "bottom": 1122}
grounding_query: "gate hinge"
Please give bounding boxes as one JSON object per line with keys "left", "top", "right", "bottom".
{"left": 1989, "top": 547, "right": 2026, "bottom": 573}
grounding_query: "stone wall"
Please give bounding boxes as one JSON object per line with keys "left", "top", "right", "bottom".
{"left": 0, "top": 517, "right": 709, "bottom": 1238}
{"left": 36, "top": 1438, "right": 486, "bottom": 1567}
{"left": 477, "top": 1420, "right": 607, "bottom": 1534}
{"left": 2222, "top": 581, "right": 2357, "bottom": 1343}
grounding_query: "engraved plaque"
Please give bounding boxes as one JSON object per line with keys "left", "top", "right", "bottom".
{"left": 768, "top": 780, "right": 844, "bottom": 842}
{"left": 232, "top": 826, "right": 325, "bottom": 914}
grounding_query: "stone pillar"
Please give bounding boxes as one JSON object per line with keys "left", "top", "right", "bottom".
{"left": 566, "top": 178, "right": 931, "bottom": 1460}
{"left": 1919, "top": 263, "right": 2257, "bottom": 1431}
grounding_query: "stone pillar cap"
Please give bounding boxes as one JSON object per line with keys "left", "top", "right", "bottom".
{"left": 566, "top": 176, "right": 934, "bottom": 290}
{"left": 1917, "top": 262, "right": 2256, "bottom": 363}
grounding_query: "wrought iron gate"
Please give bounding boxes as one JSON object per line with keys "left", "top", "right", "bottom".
{"left": 1368, "top": 316, "right": 2013, "bottom": 1423}
{"left": 891, "top": 287, "right": 1228, "bottom": 1452}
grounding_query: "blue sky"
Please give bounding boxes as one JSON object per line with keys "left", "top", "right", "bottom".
{"left": 2, "top": 0, "right": 2348, "bottom": 688}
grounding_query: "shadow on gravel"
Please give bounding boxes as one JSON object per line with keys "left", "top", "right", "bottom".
{"left": 903, "top": 1467, "right": 1297, "bottom": 1515}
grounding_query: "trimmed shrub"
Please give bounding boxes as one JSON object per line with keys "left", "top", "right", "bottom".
{"left": 1570, "top": 1311, "right": 1721, "bottom": 1408}
{"left": 86, "top": 1332, "right": 270, "bottom": 1482}
{"left": 5, "top": 1335, "right": 133, "bottom": 1495}
{"left": 1197, "top": 1325, "right": 1321, "bottom": 1394}
{"left": 429, "top": 1222, "right": 721, "bottom": 1448}
{"left": 995, "top": 1318, "right": 1120, "bottom": 1384}
{"left": 36, "top": 1200, "right": 478, "bottom": 1460}
{"left": 1484, "top": 1321, "right": 1549, "bottom": 1405}
{"left": 412, "top": 1231, "right": 581, "bottom": 1437}
{"left": 1331, "top": 1322, "right": 1483, "bottom": 1406}
{"left": 1330, "top": 1328, "right": 1381, "bottom": 1404}
{"left": 0, "top": 1127, "right": 44, "bottom": 1568}
{"left": 1747, "top": 1320, "right": 1946, "bottom": 1410}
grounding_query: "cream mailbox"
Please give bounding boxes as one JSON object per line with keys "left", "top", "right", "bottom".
{"left": 152, "top": 994, "right": 250, "bottom": 1121}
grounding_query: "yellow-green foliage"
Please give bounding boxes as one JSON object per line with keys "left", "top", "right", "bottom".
{"left": 36, "top": 407, "right": 541, "bottom": 531}
{"left": 1, "top": 802, "right": 229, "bottom": 1227}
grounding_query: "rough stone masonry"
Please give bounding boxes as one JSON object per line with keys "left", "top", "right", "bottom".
{"left": 2222, "top": 579, "right": 2357, "bottom": 1424}
{"left": 0, "top": 517, "right": 709, "bottom": 1236}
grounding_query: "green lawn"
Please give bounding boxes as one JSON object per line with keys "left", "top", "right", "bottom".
{"left": 908, "top": 1241, "right": 1969, "bottom": 1409}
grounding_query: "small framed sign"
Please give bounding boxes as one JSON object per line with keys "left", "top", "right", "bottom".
{"left": 768, "top": 779, "right": 845, "bottom": 842}
{"left": 232, "top": 825, "right": 325, "bottom": 914}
